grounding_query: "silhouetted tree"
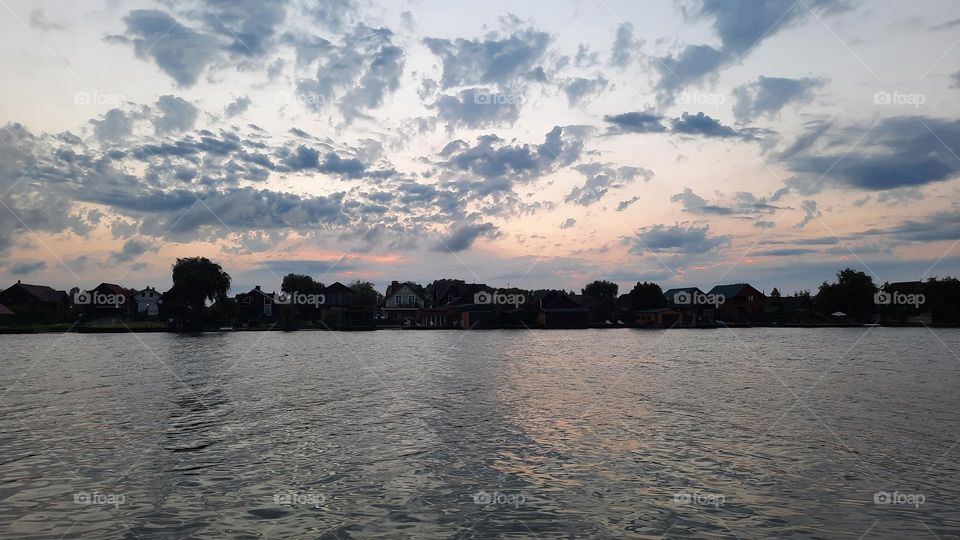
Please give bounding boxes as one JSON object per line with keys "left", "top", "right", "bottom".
{"left": 582, "top": 280, "right": 619, "bottom": 300}
{"left": 170, "top": 257, "right": 231, "bottom": 330}
{"left": 815, "top": 268, "right": 877, "bottom": 322}
{"left": 926, "top": 277, "right": 960, "bottom": 325}
{"left": 281, "top": 274, "right": 324, "bottom": 294}
{"left": 770, "top": 287, "right": 781, "bottom": 297}
{"left": 350, "top": 281, "right": 382, "bottom": 308}
{"left": 629, "top": 282, "right": 667, "bottom": 310}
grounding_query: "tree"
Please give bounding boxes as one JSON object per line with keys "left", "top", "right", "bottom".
{"left": 926, "top": 277, "right": 960, "bottom": 325}
{"left": 629, "top": 282, "right": 667, "bottom": 310}
{"left": 815, "top": 268, "right": 877, "bottom": 322}
{"left": 350, "top": 281, "right": 382, "bottom": 308}
{"left": 770, "top": 287, "right": 781, "bottom": 298}
{"left": 582, "top": 280, "right": 619, "bottom": 300}
{"left": 281, "top": 274, "right": 324, "bottom": 295}
{"left": 171, "top": 257, "right": 232, "bottom": 327}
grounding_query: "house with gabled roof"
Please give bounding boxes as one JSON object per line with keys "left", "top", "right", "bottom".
{"left": 708, "top": 283, "right": 765, "bottom": 323}
{"left": 381, "top": 281, "right": 426, "bottom": 324}
{"left": 0, "top": 280, "right": 69, "bottom": 323}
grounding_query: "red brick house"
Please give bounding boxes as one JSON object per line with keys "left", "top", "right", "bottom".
{"left": 708, "top": 283, "right": 766, "bottom": 323}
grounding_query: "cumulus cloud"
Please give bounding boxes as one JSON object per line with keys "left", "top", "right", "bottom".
{"left": 225, "top": 96, "right": 252, "bottom": 117}
{"left": 794, "top": 199, "right": 821, "bottom": 229}
{"left": 733, "top": 76, "right": 825, "bottom": 122}
{"left": 672, "top": 112, "right": 740, "bottom": 138}
{"left": 112, "top": 239, "right": 152, "bottom": 262}
{"left": 434, "top": 88, "right": 522, "bottom": 131}
{"left": 616, "top": 196, "right": 641, "bottom": 211}
{"left": 10, "top": 261, "right": 47, "bottom": 275}
{"left": 560, "top": 217, "right": 577, "bottom": 229}
{"left": 152, "top": 95, "right": 199, "bottom": 134}
{"left": 610, "top": 22, "right": 643, "bottom": 68}
{"left": 604, "top": 111, "right": 668, "bottom": 134}
{"left": 438, "top": 126, "right": 584, "bottom": 183}
{"left": 424, "top": 27, "right": 550, "bottom": 89}
{"left": 562, "top": 76, "right": 609, "bottom": 106}
{"left": 91, "top": 109, "right": 134, "bottom": 143}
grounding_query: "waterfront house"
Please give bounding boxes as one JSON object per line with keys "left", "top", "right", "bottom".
{"left": 80, "top": 283, "right": 135, "bottom": 320}
{"left": 381, "top": 281, "right": 426, "bottom": 324}
{"left": 0, "top": 302, "right": 13, "bottom": 324}
{"left": 529, "top": 291, "right": 589, "bottom": 328}
{"left": 235, "top": 286, "right": 277, "bottom": 324}
{"left": 663, "top": 287, "right": 716, "bottom": 327}
{"left": 708, "top": 283, "right": 766, "bottom": 323}
{"left": 636, "top": 307, "right": 682, "bottom": 327}
{"left": 0, "top": 280, "right": 69, "bottom": 323}
{"left": 318, "top": 282, "right": 374, "bottom": 329}
{"left": 134, "top": 287, "right": 161, "bottom": 317}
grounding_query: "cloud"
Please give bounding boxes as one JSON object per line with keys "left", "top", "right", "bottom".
{"left": 29, "top": 8, "right": 66, "bottom": 32}
{"left": 610, "top": 22, "right": 643, "bottom": 68}
{"left": 434, "top": 88, "right": 522, "bottom": 131}
{"left": 672, "top": 188, "right": 786, "bottom": 215}
{"left": 439, "top": 126, "right": 584, "bottom": 182}
{"left": 566, "top": 163, "right": 653, "bottom": 206}
{"left": 152, "top": 95, "right": 199, "bottom": 134}
{"left": 560, "top": 217, "right": 577, "bottom": 229}
{"left": 653, "top": 0, "right": 847, "bottom": 104}
{"left": 604, "top": 111, "right": 668, "bottom": 134}
{"left": 225, "top": 96, "right": 252, "bottom": 117}
{"left": 616, "top": 196, "right": 641, "bottom": 211}
{"left": 732, "top": 76, "right": 825, "bottom": 123}
{"left": 930, "top": 17, "right": 960, "bottom": 31}
{"left": 10, "top": 261, "right": 47, "bottom": 275}
{"left": 794, "top": 200, "right": 821, "bottom": 229}
{"left": 783, "top": 116, "right": 960, "bottom": 191}
{"left": 672, "top": 112, "right": 740, "bottom": 138}
{"left": 111, "top": 10, "right": 221, "bottom": 87}
{"left": 952, "top": 71, "right": 960, "bottom": 89}
{"left": 754, "top": 220, "right": 776, "bottom": 229}
{"left": 112, "top": 239, "right": 152, "bottom": 262}
{"left": 626, "top": 222, "right": 731, "bottom": 255}
{"left": 433, "top": 222, "right": 499, "bottom": 252}
{"left": 424, "top": 27, "right": 550, "bottom": 89}
{"left": 90, "top": 109, "right": 134, "bottom": 143}
{"left": 304, "top": 0, "right": 358, "bottom": 32}
{"left": 562, "top": 76, "right": 609, "bottom": 106}
{"left": 858, "top": 210, "right": 960, "bottom": 243}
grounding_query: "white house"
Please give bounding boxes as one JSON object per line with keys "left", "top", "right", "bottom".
{"left": 381, "top": 281, "right": 425, "bottom": 323}
{"left": 134, "top": 287, "right": 161, "bottom": 317}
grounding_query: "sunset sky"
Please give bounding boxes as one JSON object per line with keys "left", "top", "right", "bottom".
{"left": 1, "top": 0, "right": 959, "bottom": 295}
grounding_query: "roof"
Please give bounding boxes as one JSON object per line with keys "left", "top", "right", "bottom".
{"left": 324, "top": 282, "right": 353, "bottom": 294}
{"left": 5, "top": 282, "right": 66, "bottom": 303}
{"left": 663, "top": 287, "right": 704, "bottom": 298}
{"left": 0, "top": 302, "right": 13, "bottom": 316}
{"left": 94, "top": 283, "right": 131, "bottom": 296}
{"left": 708, "top": 283, "right": 762, "bottom": 299}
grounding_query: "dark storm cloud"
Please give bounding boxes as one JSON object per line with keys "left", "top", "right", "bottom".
{"left": 565, "top": 164, "right": 653, "bottom": 206}
{"left": 654, "top": 0, "right": 847, "bottom": 104}
{"left": 733, "top": 76, "right": 825, "bottom": 122}
{"left": 783, "top": 116, "right": 960, "bottom": 191}
{"left": 423, "top": 27, "right": 550, "bottom": 89}
{"left": 433, "top": 222, "right": 499, "bottom": 252}
{"left": 626, "top": 222, "right": 731, "bottom": 255}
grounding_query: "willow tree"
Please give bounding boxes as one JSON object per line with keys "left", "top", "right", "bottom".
{"left": 171, "top": 257, "right": 232, "bottom": 328}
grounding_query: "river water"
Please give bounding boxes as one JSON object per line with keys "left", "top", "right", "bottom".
{"left": 0, "top": 328, "right": 958, "bottom": 539}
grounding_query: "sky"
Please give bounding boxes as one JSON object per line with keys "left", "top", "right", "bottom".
{"left": 1, "top": 0, "right": 959, "bottom": 296}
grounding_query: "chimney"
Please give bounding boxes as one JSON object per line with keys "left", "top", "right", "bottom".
{"left": 255, "top": 285, "right": 261, "bottom": 291}
{"left": 392, "top": 281, "right": 399, "bottom": 287}
{"left": 17, "top": 280, "right": 21, "bottom": 284}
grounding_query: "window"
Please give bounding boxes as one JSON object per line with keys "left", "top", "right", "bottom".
{"left": 408, "top": 295, "right": 415, "bottom": 305}
{"left": 748, "top": 295, "right": 754, "bottom": 301}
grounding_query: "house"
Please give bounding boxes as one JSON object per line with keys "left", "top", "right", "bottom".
{"left": 708, "top": 283, "right": 766, "bottom": 323}
{"left": 0, "top": 302, "right": 13, "bottom": 324}
{"left": 134, "top": 287, "right": 162, "bottom": 317}
{"left": 235, "top": 286, "right": 277, "bottom": 324}
{"left": 529, "top": 291, "right": 588, "bottom": 329}
{"left": 636, "top": 307, "right": 682, "bottom": 328}
{"left": 317, "top": 282, "right": 374, "bottom": 329}
{"left": 78, "top": 283, "right": 135, "bottom": 320}
{"left": 0, "top": 280, "right": 69, "bottom": 323}
{"left": 570, "top": 294, "right": 617, "bottom": 326}
{"left": 663, "top": 287, "right": 717, "bottom": 327}
{"left": 381, "top": 281, "right": 426, "bottom": 324}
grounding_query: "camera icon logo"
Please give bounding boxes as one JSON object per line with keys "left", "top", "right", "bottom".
{"left": 673, "top": 492, "right": 692, "bottom": 504}
{"left": 73, "top": 291, "right": 92, "bottom": 305}
{"left": 473, "top": 491, "right": 493, "bottom": 505}
{"left": 873, "top": 491, "right": 891, "bottom": 504}
{"left": 873, "top": 91, "right": 892, "bottom": 105}
{"left": 74, "top": 491, "right": 90, "bottom": 504}
{"left": 673, "top": 291, "right": 692, "bottom": 305}
{"left": 274, "top": 293, "right": 292, "bottom": 305}
{"left": 474, "top": 291, "right": 492, "bottom": 304}
{"left": 874, "top": 291, "right": 891, "bottom": 305}
{"left": 473, "top": 91, "right": 492, "bottom": 105}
